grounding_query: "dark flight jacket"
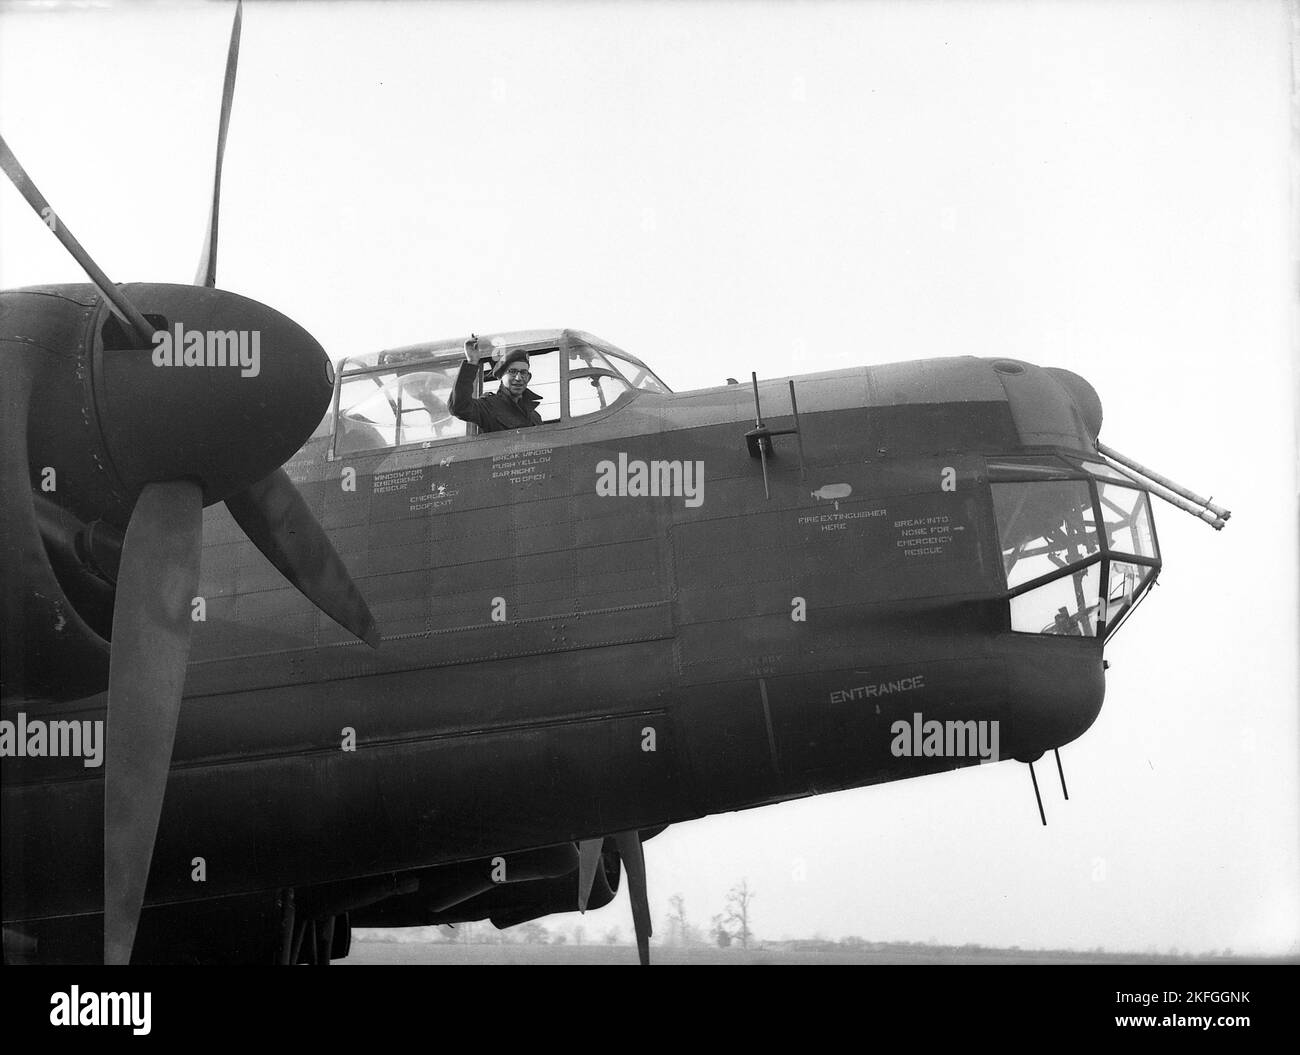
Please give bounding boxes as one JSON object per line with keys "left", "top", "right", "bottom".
{"left": 449, "top": 361, "right": 543, "bottom": 432}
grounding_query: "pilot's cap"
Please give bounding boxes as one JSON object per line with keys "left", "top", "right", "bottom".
{"left": 491, "top": 347, "right": 531, "bottom": 379}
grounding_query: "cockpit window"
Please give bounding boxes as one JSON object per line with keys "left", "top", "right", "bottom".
{"left": 570, "top": 373, "right": 631, "bottom": 416}
{"left": 524, "top": 349, "right": 562, "bottom": 423}
{"left": 1076, "top": 459, "right": 1132, "bottom": 483}
{"left": 331, "top": 334, "right": 662, "bottom": 454}
{"left": 336, "top": 362, "right": 467, "bottom": 454}
{"left": 334, "top": 350, "right": 565, "bottom": 454}
{"left": 992, "top": 471, "right": 1160, "bottom": 640}
{"left": 1097, "top": 482, "right": 1156, "bottom": 559}
{"left": 993, "top": 480, "right": 1100, "bottom": 589}
{"left": 604, "top": 350, "right": 671, "bottom": 394}
{"left": 1104, "top": 559, "right": 1156, "bottom": 630}
{"left": 1008, "top": 561, "right": 1102, "bottom": 636}
{"left": 566, "top": 343, "right": 632, "bottom": 418}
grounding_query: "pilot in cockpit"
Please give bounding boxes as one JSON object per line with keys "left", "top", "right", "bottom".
{"left": 448, "top": 337, "right": 543, "bottom": 433}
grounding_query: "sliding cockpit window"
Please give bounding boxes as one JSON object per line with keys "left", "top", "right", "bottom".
{"left": 335, "top": 362, "right": 467, "bottom": 455}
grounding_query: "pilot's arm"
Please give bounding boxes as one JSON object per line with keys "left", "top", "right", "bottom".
{"left": 448, "top": 359, "right": 487, "bottom": 427}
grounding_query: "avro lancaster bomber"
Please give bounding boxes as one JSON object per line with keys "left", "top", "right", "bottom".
{"left": 0, "top": 2, "right": 1229, "bottom": 965}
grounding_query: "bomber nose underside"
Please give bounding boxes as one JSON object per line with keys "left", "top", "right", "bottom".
{"left": 997, "top": 634, "right": 1107, "bottom": 761}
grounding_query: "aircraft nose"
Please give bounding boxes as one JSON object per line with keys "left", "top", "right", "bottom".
{"left": 999, "top": 636, "right": 1107, "bottom": 759}
{"left": 94, "top": 283, "right": 334, "bottom": 506}
{"left": 1046, "top": 367, "right": 1104, "bottom": 440}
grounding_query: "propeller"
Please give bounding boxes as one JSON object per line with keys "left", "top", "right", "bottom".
{"left": 103, "top": 481, "right": 203, "bottom": 964}
{"left": 196, "top": 1, "right": 374, "bottom": 646}
{"left": 2, "top": 0, "right": 378, "bottom": 963}
{"left": 194, "top": 0, "right": 242, "bottom": 287}
{"left": 226, "top": 468, "right": 379, "bottom": 647}
{"left": 614, "top": 830, "right": 652, "bottom": 966}
{"left": 0, "top": 132, "right": 154, "bottom": 346}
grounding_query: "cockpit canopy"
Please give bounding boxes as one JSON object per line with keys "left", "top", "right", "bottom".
{"left": 328, "top": 330, "right": 670, "bottom": 455}
{"left": 990, "top": 455, "right": 1159, "bottom": 642}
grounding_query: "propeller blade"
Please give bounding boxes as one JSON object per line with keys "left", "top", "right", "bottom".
{"left": 613, "top": 830, "right": 652, "bottom": 966}
{"left": 0, "top": 132, "right": 155, "bottom": 345}
{"left": 194, "top": 0, "right": 243, "bottom": 288}
{"left": 225, "top": 467, "right": 379, "bottom": 648}
{"left": 576, "top": 839, "right": 603, "bottom": 912}
{"left": 104, "top": 480, "right": 204, "bottom": 965}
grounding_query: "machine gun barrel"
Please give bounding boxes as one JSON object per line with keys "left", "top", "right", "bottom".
{"left": 1097, "top": 441, "right": 1231, "bottom": 521}
{"left": 1097, "top": 446, "right": 1228, "bottom": 530}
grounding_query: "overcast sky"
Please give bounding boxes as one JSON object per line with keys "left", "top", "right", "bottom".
{"left": 1, "top": 0, "right": 1295, "bottom": 957}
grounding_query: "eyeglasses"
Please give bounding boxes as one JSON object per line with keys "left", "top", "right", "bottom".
{"left": 504, "top": 368, "right": 531, "bottom": 379}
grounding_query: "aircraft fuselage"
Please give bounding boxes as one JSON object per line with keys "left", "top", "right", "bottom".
{"left": 5, "top": 338, "right": 1144, "bottom": 942}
